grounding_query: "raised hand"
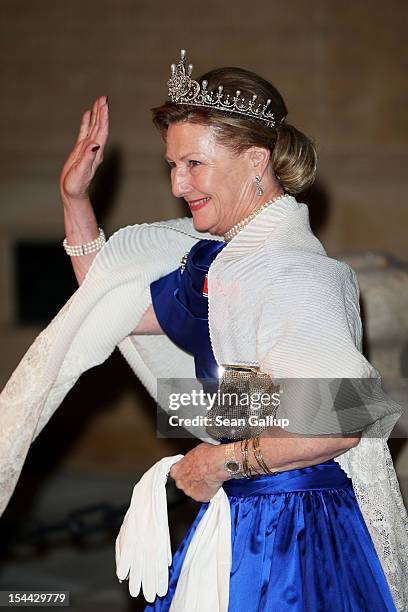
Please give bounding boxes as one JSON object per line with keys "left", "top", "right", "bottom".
{"left": 60, "top": 95, "right": 109, "bottom": 203}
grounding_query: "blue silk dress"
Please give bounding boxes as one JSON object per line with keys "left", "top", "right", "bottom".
{"left": 146, "top": 239, "right": 396, "bottom": 612}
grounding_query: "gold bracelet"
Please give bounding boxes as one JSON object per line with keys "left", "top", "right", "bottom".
{"left": 240, "top": 439, "right": 259, "bottom": 478}
{"left": 240, "top": 439, "right": 250, "bottom": 478}
{"left": 252, "top": 435, "right": 276, "bottom": 475}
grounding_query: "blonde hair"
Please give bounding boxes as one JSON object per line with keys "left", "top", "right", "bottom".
{"left": 152, "top": 67, "right": 317, "bottom": 194}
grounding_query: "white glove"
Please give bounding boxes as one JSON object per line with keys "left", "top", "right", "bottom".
{"left": 115, "top": 455, "right": 184, "bottom": 602}
{"left": 170, "top": 486, "right": 231, "bottom": 612}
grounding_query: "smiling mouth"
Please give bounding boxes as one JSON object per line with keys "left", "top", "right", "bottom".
{"left": 188, "top": 196, "right": 211, "bottom": 210}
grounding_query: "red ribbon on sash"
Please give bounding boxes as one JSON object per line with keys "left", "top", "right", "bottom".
{"left": 203, "top": 274, "right": 208, "bottom": 297}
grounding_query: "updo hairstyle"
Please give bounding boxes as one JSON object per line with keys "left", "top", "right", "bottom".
{"left": 152, "top": 67, "right": 317, "bottom": 195}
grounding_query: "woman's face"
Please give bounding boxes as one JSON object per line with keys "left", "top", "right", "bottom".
{"left": 165, "top": 122, "right": 261, "bottom": 236}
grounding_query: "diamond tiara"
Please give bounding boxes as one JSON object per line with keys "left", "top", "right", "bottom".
{"left": 167, "top": 49, "right": 277, "bottom": 128}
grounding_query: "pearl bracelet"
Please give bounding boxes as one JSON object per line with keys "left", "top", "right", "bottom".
{"left": 63, "top": 228, "right": 106, "bottom": 257}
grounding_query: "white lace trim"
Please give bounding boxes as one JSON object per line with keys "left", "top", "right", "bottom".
{"left": 335, "top": 423, "right": 408, "bottom": 611}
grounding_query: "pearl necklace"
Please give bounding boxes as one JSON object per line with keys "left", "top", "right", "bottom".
{"left": 223, "top": 193, "right": 288, "bottom": 242}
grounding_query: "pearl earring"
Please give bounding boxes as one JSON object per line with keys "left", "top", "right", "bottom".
{"left": 255, "top": 175, "right": 264, "bottom": 196}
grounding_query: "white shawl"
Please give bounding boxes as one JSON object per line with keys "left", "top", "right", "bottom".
{"left": 1, "top": 196, "right": 407, "bottom": 609}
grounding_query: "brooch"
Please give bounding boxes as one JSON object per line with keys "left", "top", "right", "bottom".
{"left": 180, "top": 252, "right": 189, "bottom": 274}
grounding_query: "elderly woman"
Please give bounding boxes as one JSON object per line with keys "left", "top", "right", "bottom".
{"left": 1, "top": 50, "right": 407, "bottom": 610}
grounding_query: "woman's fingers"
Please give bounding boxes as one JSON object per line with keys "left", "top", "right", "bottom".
{"left": 85, "top": 141, "right": 102, "bottom": 174}
{"left": 88, "top": 98, "right": 100, "bottom": 140}
{"left": 88, "top": 97, "right": 99, "bottom": 135}
{"left": 98, "top": 100, "right": 109, "bottom": 148}
{"left": 75, "top": 96, "right": 107, "bottom": 165}
{"left": 62, "top": 108, "right": 92, "bottom": 170}
{"left": 75, "top": 109, "right": 91, "bottom": 146}
{"left": 90, "top": 96, "right": 109, "bottom": 165}
{"left": 89, "top": 95, "right": 106, "bottom": 138}
{"left": 89, "top": 95, "right": 108, "bottom": 142}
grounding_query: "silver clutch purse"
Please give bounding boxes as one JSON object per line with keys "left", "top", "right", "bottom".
{"left": 205, "top": 364, "right": 280, "bottom": 441}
